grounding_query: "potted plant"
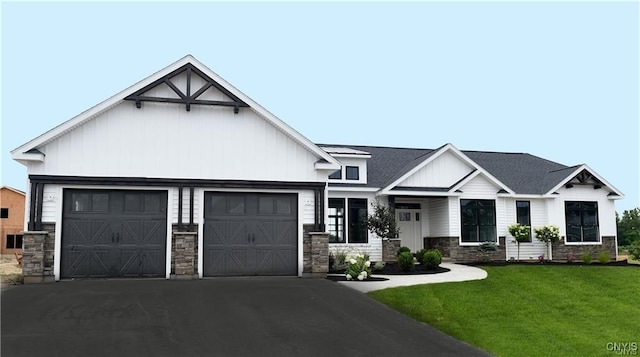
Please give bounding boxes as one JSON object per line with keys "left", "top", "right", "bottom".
{"left": 534, "top": 225, "right": 561, "bottom": 261}
{"left": 508, "top": 223, "right": 530, "bottom": 261}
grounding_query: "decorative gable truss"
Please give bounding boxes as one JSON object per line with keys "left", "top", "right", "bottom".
{"left": 124, "top": 63, "right": 249, "bottom": 113}
{"left": 381, "top": 143, "right": 514, "bottom": 196}
{"left": 547, "top": 165, "right": 624, "bottom": 199}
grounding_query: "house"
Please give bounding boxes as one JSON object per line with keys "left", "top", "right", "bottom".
{"left": 11, "top": 56, "right": 624, "bottom": 282}
{"left": 321, "top": 144, "right": 623, "bottom": 263}
{"left": 0, "top": 186, "right": 26, "bottom": 255}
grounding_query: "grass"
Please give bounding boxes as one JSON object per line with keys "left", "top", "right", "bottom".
{"left": 368, "top": 265, "right": 640, "bottom": 357}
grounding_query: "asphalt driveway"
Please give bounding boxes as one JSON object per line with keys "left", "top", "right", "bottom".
{"left": 2, "top": 278, "right": 490, "bottom": 357}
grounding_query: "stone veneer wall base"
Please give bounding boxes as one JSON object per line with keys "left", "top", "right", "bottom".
{"left": 22, "top": 224, "right": 56, "bottom": 284}
{"left": 302, "top": 225, "right": 328, "bottom": 278}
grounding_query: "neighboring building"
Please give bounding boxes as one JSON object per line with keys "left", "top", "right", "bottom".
{"left": 0, "top": 186, "right": 26, "bottom": 255}
{"left": 11, "top": 56, "right": 624, "bottom": 282}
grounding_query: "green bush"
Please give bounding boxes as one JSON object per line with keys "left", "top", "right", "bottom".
{"left": 581, "top": 253, "right": 592, "bottom": 264}
{"left": 415, "top": 249, "right": 428, "bottom": 263}
{"left": 397, "top": 251, "right": 415, "bottom": 272}
{"left": 420, "top": 249, "right": 442, "bottom": 270}
{"left": 597, "top": 252, "right": 610, "bottom": 264}
{"left": 373, "top": 261, "right": 386, "bottom": 272}
{"left": 628, "top": 242, "right": 640, "bottom": 261}
{"left": 397, "top": 246, "right": 411, "bottom": 257}
{"left": 329, "top": 251, "right": 349, "bottom": 272}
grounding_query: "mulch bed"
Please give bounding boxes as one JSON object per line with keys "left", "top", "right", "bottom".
{"left": 327, "top": 263, "right": 451, "bottom": 282}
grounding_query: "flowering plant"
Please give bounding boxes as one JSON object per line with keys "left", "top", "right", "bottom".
{"left": 534, "top": 225, "right": 560, "bottom": 262}
{"left": 508, "top": 223, "right": 531, "bottom": 261}
{"left": 508, "top": 223, "right": 531, "bottom": 242}
{"left": 534, "top": 225, "right": 561, "bottom": 244}
{"left": 345, "top": 253, "right": 372, "bottom": 281}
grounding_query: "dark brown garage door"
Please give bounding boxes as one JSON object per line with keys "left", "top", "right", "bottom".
{"left": 61, "top": 189, "right": 167, "bottom": 278}
{"left": 203, "top": 192, "right": 298, "bottom": 276}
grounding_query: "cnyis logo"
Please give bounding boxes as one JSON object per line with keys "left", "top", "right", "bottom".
{"left": 606, "top": 342, "right": 638, "bottom": 355}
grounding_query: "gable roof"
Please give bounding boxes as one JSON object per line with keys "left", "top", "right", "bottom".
{"left": 12, "top": 55, "right": 340, "bottom": 170}
{"left": 322, "top": 144, "right": 623, "bottom": 198}
{"left": 1, "top": 186, "right": 26, "bottom": 196}
{"left": 380, "top": 143, "right": 514, "bottom": 195}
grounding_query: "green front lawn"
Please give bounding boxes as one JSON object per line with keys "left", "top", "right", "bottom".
{"left": 368, "top": 265, "right": 640, "bottom": 357}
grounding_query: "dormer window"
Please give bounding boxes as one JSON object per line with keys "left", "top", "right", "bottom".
{"left": 329, "top": 169, "right": 342, "bottom": 180}
{"left": 346, "top": 166, "right": 359, "bottom": 180}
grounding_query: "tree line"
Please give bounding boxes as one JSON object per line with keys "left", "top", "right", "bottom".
{"left": 617, "top": 207, "right": 640, "bottom": 247}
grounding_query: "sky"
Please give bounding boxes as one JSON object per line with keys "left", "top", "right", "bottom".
{"left": 1, "top": 1, "right": 638, "bottom": 212}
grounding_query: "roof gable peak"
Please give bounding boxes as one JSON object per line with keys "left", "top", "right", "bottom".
{"left": 124, "top": 62, "right": 249, "bottom": 113}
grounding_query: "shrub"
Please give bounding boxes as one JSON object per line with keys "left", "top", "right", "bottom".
{"left": 477, "top": 242, "right": 497, "bottom": 263}
{"left": 415, "top": 249, "right": 428, "bottom": 263}
{"left": 420, "top": 249, "right": 442, "bottom": 270}
{"left": 628, "top": 242, "right": 640, "bottom": 261}
{"left": 397, "top": 246, "right": 411, "bottom": 257}
{"left": 331, "top": 250, "right": 348, "bottom": 272}
{"left": 597, "top": 252, "right": 610, "bottom": 264}
{"left": 581, "top": 253, "right": 592, "bottom": 264}
{"left": 397, "top": 251, "right": 415, "bottom": 272}
{"left": 373, "top": 261, "right": 386, "bottom": 272}
{"left": 345, "top": 253, "right": 372, "bottom": 281}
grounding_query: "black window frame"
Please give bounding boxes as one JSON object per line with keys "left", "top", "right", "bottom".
{"left": 345, "top": 166, "right": 360, "bottom": 180}
{"left": 348, "top": 198, "right": 368, "bottom": 243}
{"left": 0, "top": 208, "right": 8, "bottom": 219}
{"left": 460, "top": 199, "right": 497, "bottom": 243}
{"left": 565, "top": 201, "right": 599, "bottom": 243}
{"left": 516, "top": 200, "right": 532, "bottom": 242}
{"left": 328, "top": 198, "right": 345, "bottom": 243}
{"left": 6, "top": 234, "right": 23, "bottom": 249}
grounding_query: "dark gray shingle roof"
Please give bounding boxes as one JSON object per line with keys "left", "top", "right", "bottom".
{"left": 320, "top": 144, "right": 572, "bottom": 194}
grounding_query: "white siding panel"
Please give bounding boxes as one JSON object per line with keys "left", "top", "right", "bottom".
{"left": 427, "top": 198, "right": 449, "bottom": 236}
{"left": 399, "top": 151, "right": 473, "bottom": 188}
{"left": 505, "top": 198, "right": 549, "bottom": 260}
{"left": 34, "top": 102, "right": 325, "bottom": 182}
{"left": 329, "top": 239, "right": 383, "bottom": 263}
{"left": 448, "top": 196, "right": 460, "bottom": 236}
{"left": 41, "top": 184, "right": 60, "bottom": 222}
{"left": 460, "top": 174, "right": 500, "bottom": 198}
{"left": 302, "top": 190, "right": 315, "bottom": 225}
{"left": 170, "top": 187, "right": 200, "bottom": 224}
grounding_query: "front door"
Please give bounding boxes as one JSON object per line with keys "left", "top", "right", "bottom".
{"left": 397, "top": 209, "right": 422, "bottom": 252}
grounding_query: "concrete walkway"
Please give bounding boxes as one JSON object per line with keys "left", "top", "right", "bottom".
{"left": 336, "top": 263, "right": 488, "bottom": 293}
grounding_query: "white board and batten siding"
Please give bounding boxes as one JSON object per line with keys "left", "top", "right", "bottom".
{"left": 30, "top": 101, "right": 327, "bottom": 183}
{"left": 398, "top": 150, "right": 473, "bottom": 188}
